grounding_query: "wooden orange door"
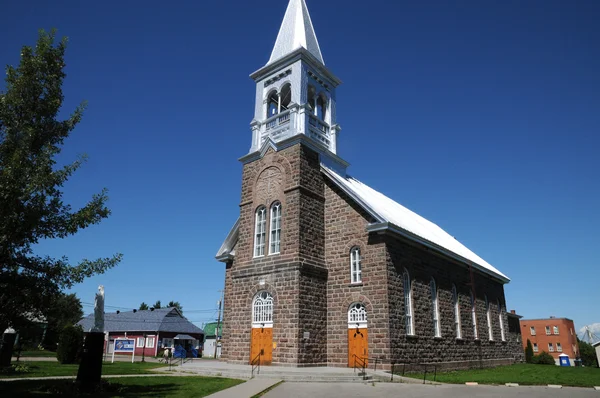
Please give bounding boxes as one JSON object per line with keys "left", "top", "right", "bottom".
{"left": 347, "top": 328, "right": 368, "bottom": 367}
{"left": 250, "top": 328, "right": 273, "bottom": 365}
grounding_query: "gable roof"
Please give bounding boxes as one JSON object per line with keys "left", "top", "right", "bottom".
{"left": 77, "top": 307, "right": 204, "bottom": 335}
{"left": 268, "top": 0, "right": 324, "bottom": 66}
{"left": 321, "top": 166, "right": 509, "bottom": 282}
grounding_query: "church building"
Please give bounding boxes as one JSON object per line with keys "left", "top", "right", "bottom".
{"left": 216, "top": 0, "right": 524, "bottom": 369}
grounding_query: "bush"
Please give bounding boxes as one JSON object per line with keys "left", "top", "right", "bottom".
{"left": 525, "top": 339, "right": 533, "bottom": 363}
{"left": 531, "top": 351, "right": 555, "bottom": 365}
{"left": 56, "top": 325, "right": 83, "bottom": 364}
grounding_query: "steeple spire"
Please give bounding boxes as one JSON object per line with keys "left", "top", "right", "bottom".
{"left": 267, "top": 0, "right": 324, "bottom": 65}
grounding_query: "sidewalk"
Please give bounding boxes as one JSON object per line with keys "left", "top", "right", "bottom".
{"left": 204, "top": 379, "right": 282, "bottom": 398}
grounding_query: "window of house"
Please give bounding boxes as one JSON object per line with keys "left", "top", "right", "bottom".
{"left": 452, "top": 285, "right": 462, "bottom": 339}
{"left": 430, "top": 278, "right": 441, "bottom": 337}
{"left": 548, "top": 343, "right": 554, "bottom": 352}
{"left": 485, "top": 296, "right": 493, "bottom": 340}
{"left": 498, "top": 300, "right": 505, "bottom": 342}
{"left": 162, "top": 338, "right": 173, "bottom": 348}
{"left": 254, "top": 207, "right": 267, "bottom": 257}
{"left": 530, "top": 326, "right": 536, "bottom": 336}
{"left": 545, "top": 326, "right": 551, "bottom": 335}
{"left": 471, "top": 292, "right": 478, "bottom": 339}
{"left": 146, "top": 337, "right": 155, "bottom": 348}
{"left": 269, "top": 202, "right": 282, "bottom": 254}
{"left": 350, "top": 247, "right": 361, "bottom": 284}
{"left": 136, "top": 337, "right": 144, "bottom": 348}
{"left": 348, "top": 303, "right": 367, "bottom": 327}
{"left": 553, "top": 326, "right": 559, "bottom": 335}
{"left": 252, "top": 291, "right": 274, "bottom": 327}
{"left": 403, "top": 271, "right": 414, "bottom": 336}
{"left": 556, "top": 343, "right": 562, "bottom": 352}
{"left": 533, "top": 343, "right": 539, "bottom": 352}
{"left": 570, "top": 328, "right": 573, "bottom": 336}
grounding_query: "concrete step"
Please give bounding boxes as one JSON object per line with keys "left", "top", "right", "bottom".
{"left": 171, "top": 368, "right": 374, "bottom": 383}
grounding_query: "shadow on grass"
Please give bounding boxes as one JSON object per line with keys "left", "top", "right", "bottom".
{"left": 0, "top": 379, "right": 180, "bottom": 397}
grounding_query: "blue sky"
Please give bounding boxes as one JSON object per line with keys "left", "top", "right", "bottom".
{"left": 1, "top": 0, "right": 598, "bottom": 332}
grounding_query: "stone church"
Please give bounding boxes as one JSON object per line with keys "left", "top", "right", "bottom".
{"left": 216, "top": 0, "right": 524, "bottom": 369}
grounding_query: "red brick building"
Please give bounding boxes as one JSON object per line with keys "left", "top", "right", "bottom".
{"left": 216, "top": 0, "right": 524, "bottom": 369}
{"left": 520, "top": 317, "right": 579, "bottom": 363}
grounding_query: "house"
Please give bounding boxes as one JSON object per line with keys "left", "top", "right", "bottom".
{"left": 593, "top": 340, "right": 600, "bottom": 368}
{"left": 78, "top": 307, "right": 203, "bottom": 357}
{"left": 203, "top": 322, "right": 222, "bottom": 358}
{"left": 215, "top": 0, "right": 524, "bottom": 369}
{"left": 519, "top": 317, "right": 579, "bottom": 364}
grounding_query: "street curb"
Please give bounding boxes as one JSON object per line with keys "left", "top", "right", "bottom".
{"left": 505, "top": 383, "right": 519, "bottom": 387}
{"left": 547, "top": 385, "right": 562, "bottom": 389}
{"left": 465, "top": 382, "right": 478, "bottom": 386}
{"left": 593, "top": 386, "right": 600, "bottom": 391}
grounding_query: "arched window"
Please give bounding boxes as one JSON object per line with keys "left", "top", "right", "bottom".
{"left": 452, "top": 284, "right": 462, "bottom": 339}
{"left": 316, "top": 93, "right": 327, "bottom": 121}
{"left": 307, "top": 85, "right": 317, "bottom": 114}
{"left": 498, "top": 300, "right": 505, "bottom": 341}
{"left": 252, "top": 291, "right": 273, "bottom": 327}
{"left": 254, "top": 206, "right": 267, "bottom": 257}
{"left": 485, "top": 295, "right": 493, "bottom": 341}
{"left": 348, "top": 303, "right": 367, "bottom": 328}
{"left": 269, "top": 202, "right": 282, "bottom": 254}
{"left": 403, "top": 271, "right": 414, "bottom": 335}
{"left": 471, "top": 291, "right": 478, "bottom": 339}
{"left": 430, "top": 278, "right": 441, "bottom": 337}
{"left": 350, "top": 247, "right": 361, "bottom": 283}
{"left": 267, "top": 90, "right": 279, "bottom": 118}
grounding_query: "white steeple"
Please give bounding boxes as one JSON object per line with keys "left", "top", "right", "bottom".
{"left": 267, "top": 0, "right": 324, "bottom": 65}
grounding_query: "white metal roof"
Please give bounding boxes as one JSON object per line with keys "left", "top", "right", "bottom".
{"left": 322, "top": 166, "right": 509, "bottom": 282}
{"left": 267, "top": 0, "right": 324, "bottom": 66}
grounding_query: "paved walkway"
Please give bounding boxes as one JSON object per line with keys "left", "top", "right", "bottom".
{"left": 205, "top": 379, "right": 282, "bottom": 398}
{"left": 263, "top": 382, "right": 600, "bottom": 398}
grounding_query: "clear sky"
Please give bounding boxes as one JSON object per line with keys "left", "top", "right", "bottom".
{"left": 1, "top": 0, "right": 598, "bottom": 333}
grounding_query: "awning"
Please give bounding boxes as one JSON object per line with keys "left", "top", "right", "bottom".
{"left": 174, "top": 334, "right": 195, "bottom": 340}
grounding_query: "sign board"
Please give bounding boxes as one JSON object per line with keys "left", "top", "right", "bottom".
{"left": 112, "top": 338, "right": 136, "bottom": 363}
{"left": 114, "top": 339, "right": 135, "bottom": 352}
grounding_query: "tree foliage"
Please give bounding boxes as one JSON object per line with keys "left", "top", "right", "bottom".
{"left": 531, "top": 351, "right": 555, "bottom": 365}
{"left": 0, "top": 30, "right": 121, "bottom": 333}
{"left": 167, "top": 301, "right": 183, "bottom": 313}
{"left": 139, "top": 302, "right": 149, "bottom": 311}
{"left": 42, "top": 293, "right": 83, "bottom": 350}
{"left": 525, "top": 339, "right": 533, "bottom": 363}
{"left": 577, "top": 338, "right": 599, "bottom": 368}
{"left": 153, "top": 300, "right": 161, "bottom": 310}
{"left": 56, "top": 324, "right": 83, "bottom": 364}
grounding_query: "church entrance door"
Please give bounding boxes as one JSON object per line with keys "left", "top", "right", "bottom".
{"left": 347, "top": 327, "right": 368, "bottom": 367}
{"left": 250, "top": 328, "right": 272, "bottom": 365}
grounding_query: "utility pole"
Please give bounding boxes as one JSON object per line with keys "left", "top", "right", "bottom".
{"left": 214, "top": 290, "right": 224, "bottom": 359}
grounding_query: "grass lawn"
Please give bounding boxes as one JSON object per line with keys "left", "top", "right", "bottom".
{"left": 1, "top": 361, "right": 170, "bottom": 379}
{"left": 404, "top": 363, "right": 600, "bottom": 388}
{"left": 0, "top": 376, "right": 243, "bottom": 397}
{"left": 14, "top": 350, "right": 57, "bottom": 358}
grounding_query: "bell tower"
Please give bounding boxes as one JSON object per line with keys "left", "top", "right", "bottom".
{"left": 245, "top": 0, "right": 345, "bottom": 172}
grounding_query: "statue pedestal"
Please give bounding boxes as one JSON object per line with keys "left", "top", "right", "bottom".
{"left": 0, "top": 332, "right": 17, "bottom": 367}
{"left": 76, "top": 332, "right": 104, "bottom": 388}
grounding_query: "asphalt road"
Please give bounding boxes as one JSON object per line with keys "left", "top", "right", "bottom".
{"left": 263, "top": 382, "right": 599, "bottom": 398}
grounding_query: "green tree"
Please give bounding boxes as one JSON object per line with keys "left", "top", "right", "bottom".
{"left": 153, "top": 300, "right": 161, "bottom": 309}
{"left": 577, "top": 338, "right": 599, "bottom": 367}
{"left": 42, "top": 293, "right": 84, "bottom": 350}
{"left": 167, "top": 301, "right": 183, "bottom": 313}
{"left": 139, "top": 302, "right": 149, "bottom": 311}
{"left": 0, "top": 30, "right": 121, "bottom": 334}
{"left": 525, "top": 339, "right": 533, "bottom": 363}
{"left": 56, "top": 324, "right": 83, "bottom": 364}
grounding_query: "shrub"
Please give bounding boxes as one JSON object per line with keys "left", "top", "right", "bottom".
{"left": 525, "top": 339, "right": 533, "bottom": 363}
{"left": 531, "top": 351, "right": 555, "bottom": 365}
{"left": 56, "top": 325, "right": 83, "bottom": 364}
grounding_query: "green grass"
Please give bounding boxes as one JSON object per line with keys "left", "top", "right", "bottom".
{"left": 0, "top": 361, "right": 170, "bottom": 379}
{"left": 0, "top": 376, "right": 244, "bottom": 397}
{"left": 14, "top": 350, "right": 57, "bottom": 358}
{"left": 403, "top": 363, "right": 600, "bottom": 388}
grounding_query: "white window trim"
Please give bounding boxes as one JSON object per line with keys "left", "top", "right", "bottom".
{"left": 452, "top": 285, "right": 462, "bottom": 339}
{"left": 548, "top": 343, "right": 554, "bottom": 352}
{"left": 348, "top": 302, "right": 368, "bottom": 329}
{"left": 498, "top": 301, "right": 505, "bottom": 342}
{"left": 431, "top": 278, "right": 441, "bottom": 338}
{"left": 403, "top": 271, "right": 414, "bottom": 336}
{"left": 533, "top": 343, "right": 539, "bottom": 352}
{"left": 471, "top": 293, "right": 478, "bottom": 340}
{"left": 530, "top": 326, "right": 536, "bottom": 336}
{"left": 136, "top": 337, "right": 144, "bottom": 348}
{"left": 545, "top": 326, "right": 551, "bottom": 335}
{"left": 253, "top": 207, "right": 267, "bottom": 258}
{"left": 557, "top": 343, "right": 562, "bottom": 352}
{"left": 485, "top": 296, "right": 493, "bottom": 341}
{"left": 252, "top": 291, "right": 274, "bottom": 328}
{"left": 553, "top": 326, "right": 559, "bottom": 335}
{"left": 350, "top": 247, "right": 362, "bottom": 284}
{"left": 269, "top": 202, "right": 282, "bottom": 255}
{"left": 146, "top": 336, "right": 155, "bottom": 348}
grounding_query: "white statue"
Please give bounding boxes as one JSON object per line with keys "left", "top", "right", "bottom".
{"left": 92, "top": 285, "right": 105, "bottom": 333}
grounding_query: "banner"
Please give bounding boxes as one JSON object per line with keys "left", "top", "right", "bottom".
{"left": 114, "top": 339, "right": 135, "bottom": 352}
